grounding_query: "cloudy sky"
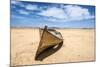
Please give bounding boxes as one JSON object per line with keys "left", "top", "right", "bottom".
{"left": 11, "top": 0, "right": 95, "bottom": 28}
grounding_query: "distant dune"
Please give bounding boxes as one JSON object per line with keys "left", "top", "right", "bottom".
{"left": 11, "top": 28, "right": 95, "bottom": 66}
{"left": 11, "top": 26, "right": 95, "bottom": 29}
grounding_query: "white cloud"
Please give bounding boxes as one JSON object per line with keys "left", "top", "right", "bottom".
{"left": 11, "top": 0, "right": 19, "bottom": 5}
{"left": 38, "top": 5, "right": 94, "bottom": 22}
{"left": 64, "top": 5, "right": 93, "bottom": 20}
{"left": 39, "top": 7, "right": 67, "bottom": 19}
{"left": 11, "top": 0, "right": 25, "bottom": 7}
{"left": 11, "top": 15, "right": 25, "bottom": 19}
{"left": 19, "top": 10, "right": 29, "bottom": 15}
{"left": 25, "top": 4, "right": 38, "bottom": 10}
{"left": 11, "top": 1, "right": 25, "bottom": 13}
{"left": 11, "top": 0, "right": 17, "bottom": 4}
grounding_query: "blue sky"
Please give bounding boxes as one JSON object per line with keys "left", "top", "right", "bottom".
{"left": 11, "top": 1, "right": 95, "bottom": 28}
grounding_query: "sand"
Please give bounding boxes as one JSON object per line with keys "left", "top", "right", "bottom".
{"left": 11, "top": 28, "right": 95, "bottom": 66}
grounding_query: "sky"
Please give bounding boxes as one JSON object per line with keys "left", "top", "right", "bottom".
{"left": 11, "top": 0, "right": 95, "bottom": 28}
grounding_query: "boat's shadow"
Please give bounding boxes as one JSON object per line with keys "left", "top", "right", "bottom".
{"left": 35, "top": 42, "right": 63, "bottom": 61}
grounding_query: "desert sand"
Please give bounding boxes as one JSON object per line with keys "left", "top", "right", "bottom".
{"left": 11, "top": 28, "right": 95, "bottom": 66}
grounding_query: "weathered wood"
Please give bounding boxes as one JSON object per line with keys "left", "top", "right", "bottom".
{"left": 35, "top": 26, "right": 63, "bottom": 60}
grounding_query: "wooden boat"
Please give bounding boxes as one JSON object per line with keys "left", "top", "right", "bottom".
{"left": 35, "top": 26, "right": 63, "bottom": 60}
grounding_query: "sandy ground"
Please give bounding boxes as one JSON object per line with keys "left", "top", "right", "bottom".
{"left": 11, "top": 28, "right": 95, "bottom": 66}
